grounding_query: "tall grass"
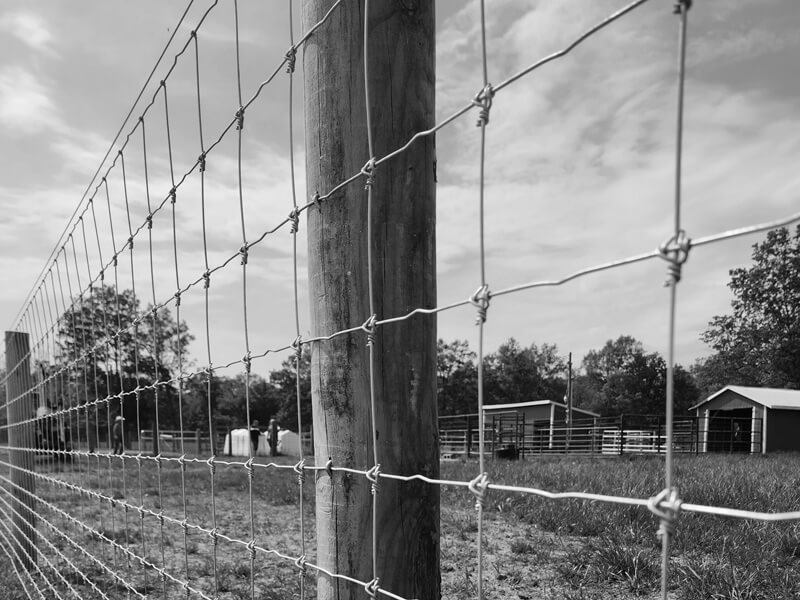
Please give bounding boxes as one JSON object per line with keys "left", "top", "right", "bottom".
{"left": 441, "top": 453, "right": 800, "bottom": 599}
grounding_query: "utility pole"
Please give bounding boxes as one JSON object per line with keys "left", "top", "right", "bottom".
{"left": 302, "top": 2, "right": 438, "bottom": 599}
{"left": 565, "top": 352, "right": 573, "bottom": 449}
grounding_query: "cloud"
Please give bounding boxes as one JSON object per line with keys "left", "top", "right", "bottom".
{"left": 0, "top": 65, "right": 62, "bottom": 135}
{"left": 433, "top": 0, "right": 800, "bottom": 365}
{"left": 0, "top": 10, "right": 53, "bottom": 54}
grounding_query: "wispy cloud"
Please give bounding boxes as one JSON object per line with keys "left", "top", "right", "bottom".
{"left": 0, "top": 65, "right": 62, "bottom": 135}
{"left": 0, "top": 10, "right": 54, "bottom": 54}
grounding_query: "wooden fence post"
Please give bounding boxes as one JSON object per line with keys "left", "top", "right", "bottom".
{"left": 5, "top": 331, "right": 37, "bottom": 570}
{"left": 303, "top": 1, "right": 438, "bottom": 598}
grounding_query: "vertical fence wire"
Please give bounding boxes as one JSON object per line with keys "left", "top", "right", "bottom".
{"left": 286, "top": 1, "right": 308, "bottom": 598}
{"left": 361, "top": 0, "right": 383, "bottom": 595}
{"left": 193, "top": 23, "right": 222, "bottom": 600}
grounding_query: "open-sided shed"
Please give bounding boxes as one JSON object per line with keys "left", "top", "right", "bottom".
{"left": 482, "top": 400, "right": 598, "bottom": 426}
{"left": 691, "top": 386, "right": 800, "bottom": 454}
{"left": 482, "top": 400, "right": 599, "bottom": 454}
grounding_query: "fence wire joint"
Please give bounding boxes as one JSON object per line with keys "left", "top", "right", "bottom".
{"left": 469, "top": 284, "right": 491, "bottom": 325}
{"left": 364, "top": 577, "right": 380, "bottom": 599}
{"left": 647, "top": 487, "right": 682, "bottom": 539}
{"left": 658, "top": 230, "right": 691, "bottom": 287}
{"left": 468, "top": 472, "right": 490, "bottom": 511}
{"left": 473, "top": 83, "right": 494, "bottom": 127}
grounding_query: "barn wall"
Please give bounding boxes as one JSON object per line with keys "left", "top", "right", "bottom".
{"left": 766, "top": 410, "right": 800, "bottom": 452}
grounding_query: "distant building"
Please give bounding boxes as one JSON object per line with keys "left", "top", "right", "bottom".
{"left": 482, "top": 400, "right": 598, "bottom": 427}
{"left": 690, "top": 386, "right": 800, "bottom": 454}
{"left": 482, "top": 400, "right": 599, "bottom": 454}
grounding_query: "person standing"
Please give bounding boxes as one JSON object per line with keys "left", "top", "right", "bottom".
{"left": 267, "top": 418, "right": 279, "bottom": 457}
{"left": 250, "top": 420, "right": 261, "bottom": 457}
{"left": 112, "top": 416, "right": 125, "bottom": 455}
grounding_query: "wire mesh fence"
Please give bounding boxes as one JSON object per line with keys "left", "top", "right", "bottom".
{"left": 2, "top": 0, "right": 800, "bottom": 599}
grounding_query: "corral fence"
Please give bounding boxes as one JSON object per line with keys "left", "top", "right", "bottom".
{"left": 440, "top": 413, "right": 762, "bottom": 458}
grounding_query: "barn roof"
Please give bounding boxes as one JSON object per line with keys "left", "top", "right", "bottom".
{"left": 482, "top": 400, "right": 600, "bottom": 417}
{"left": 691, "top": 385, "right": 800, "bottom": 411}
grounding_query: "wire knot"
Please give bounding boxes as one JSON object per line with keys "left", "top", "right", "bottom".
{"left": 362, "top": 314, "right": 378, "bottom": 347}
{"left": 146, "top": 213, "right": 153, "bottom": 230}
{"left": 312, "top": 190, "right": 321, "bottom": 212}
{"left": 468, "top": 472, "right": 490, "bottom": 511}
{"left": 203, "top": 270, "right": 211, "bottom": 289}
{"left": 240, "top": 244, "right": 249, "bottom": 265}
{"left": 179, "top": 519, "right": 188, "bottom": 532}
{"left": 469, "top": 284, "right": 491, "bottom": 325}
{"left": 673, "top": 0, "right": 692, "bottom": 14}
{"left": 157, "top": 511, "right": 165, "bottom": 525}
{"left": 245, "top": 457, "right": 255, "bottom": 479}
{"left": 128, "top": 236, "right": 134, "bottom": 250}
{"left": 235, "top": 106, "right": 245, "bottom": 131}
{"left": 198, "top": 152, "right": 206, "bottom": 172}
{"left": 658, "top": 230, "right": 691, "bottom": 287}
{"left": 294, "top": 554, "right": 307, "bottom": 574}
{"left": 293, "top": 458, "right": 306, "bottom": 484}
{"left": 174, "top": 291, "right": 181, "bottom": 307}
{"left": 361, "top": 158, "right": 377, "bottom": 190}
{"left": 365, "top": 464, "right": 381, "bottom": 495}
{"left": 169, "top": 187, "right": 177, "bottom": 204}
{"left": 364, "top": 577, "right": 380, "bottom": 599}
{"left": 285, "top": 47, "right": 297, "bottom": 74}
{"left": 325, "top": 457, "right": 334, "bottom": 477}
{"left": 206, "top": 455, "right": 216, "bottom": 476}
{"left": 243, "top": 351, "right": 252, "bottom": 374}
{"left": 289, "top": 207, "right": 300, "bottom": 234}
{"left": 291, "top": 336, "right": 303, "bottom": 364}
{"left": 647, "top": 487, "right": 682, "bottom": 539}
{"left": 208, "top": 527, "right": 218, "bottom": 546}
{"left": 178, "top": 453, "right": 187, "bottom": 470}
{"left": 473, "top": 83, "right": 495, "bottom": 127}
{"left": 247, "top": 539, "right": 257, "bottom": 561}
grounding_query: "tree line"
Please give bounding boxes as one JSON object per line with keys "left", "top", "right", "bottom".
{"left": 26, "top": 225, "right": 800, "bottom": 427}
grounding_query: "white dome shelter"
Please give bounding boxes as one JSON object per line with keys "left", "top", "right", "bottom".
{"left": 223, "top": 428, "right": 301, "bottom": 458}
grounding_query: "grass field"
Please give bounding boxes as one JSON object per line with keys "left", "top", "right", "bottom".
{"left": 1, "top": 452, "right": 799, "bottom": 599}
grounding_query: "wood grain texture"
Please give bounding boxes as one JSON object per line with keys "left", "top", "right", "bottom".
{"left": 302, "top": 1, "right": 438, "bottom": 598}
{"left": 5, "top": 331, "right": 37, "bottom": 571}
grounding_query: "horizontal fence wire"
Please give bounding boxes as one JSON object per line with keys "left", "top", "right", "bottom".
{"left": 2, "top": 1, "right": 800, "bottom": 599}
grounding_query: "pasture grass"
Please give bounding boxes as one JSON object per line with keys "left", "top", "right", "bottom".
{"left": 0, "top": 452, "right": 798, "bottom": 598}
{"left": 441, "top": 453, "right": 800, "bottom": 599}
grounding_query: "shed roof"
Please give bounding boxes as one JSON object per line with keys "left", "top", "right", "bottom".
{"left": 482, "top": 400, "right": 600, "bottom": 417}
{"left": 691, "top": 385, "right": 800, "bottom": 411}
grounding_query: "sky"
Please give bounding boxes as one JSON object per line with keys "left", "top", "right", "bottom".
{"left": 1, "top": 0, "right": 799, "bottom": 382}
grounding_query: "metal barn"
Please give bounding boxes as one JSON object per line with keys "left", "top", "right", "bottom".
{"left": 691, "top": 386, "right": 800, "bottom": 454}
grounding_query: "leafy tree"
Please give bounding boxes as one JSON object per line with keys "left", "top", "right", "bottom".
{"left": 696, "top": 226, "right": 800, "bottom": 393}
{"left": 582, "top": 335, "right": 643, "bottom": 385}
{"left": 56, "top": 285, "right": 194, "bottom": 431}
{"left": 578, "top": 336, "right": 698, "bottom": 416}
{"left": 483, "top": 338, "right": 566, "bottom": 405}
{"left": 437, "top": 339, "right": 478, "bottom": 415}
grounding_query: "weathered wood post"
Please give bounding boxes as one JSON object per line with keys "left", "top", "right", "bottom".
{"left": 5, "top": 331, "right": 37, "bottom": 570}
{"left": 302, "top": 1, "right": 438, "bottom": 598}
